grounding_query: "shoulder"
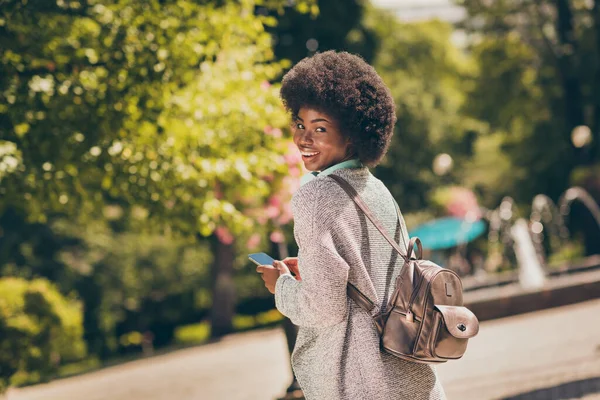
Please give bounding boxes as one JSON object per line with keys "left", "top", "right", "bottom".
{"left": 292, "top": 177, "right": 344, "bottom": 216}
{"left": 292, "top": 167, "right": 374, "bottom": 218}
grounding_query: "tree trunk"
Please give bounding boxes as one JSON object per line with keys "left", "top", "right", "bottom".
{"left": 209, "top": 234, "right": 236, "bottom": 338}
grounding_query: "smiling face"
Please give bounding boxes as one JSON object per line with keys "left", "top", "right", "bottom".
{"left": 292, "top": 107, "right": 352, "bottom": 172}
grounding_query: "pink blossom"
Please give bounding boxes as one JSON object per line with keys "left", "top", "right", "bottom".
{"left": 268, "top": 195, "right": 281, "bottom": 208}
{"left": 247, "top": 233, "right": 261, "bottom": 249}
{"left": 270, "top": 230, "right": 285, "bottom": 243}
{"left": 260, "top": 81, "right": 271, "bottom": 90}
{"left": 283, "top": 176, "right": 300, "bottom": 194}
{"left": 271, "top": 128, "right": 282, "bottom": 138}
{"left": 266, "top": 204, "right": 280, "bottom": 219}
{"left": 288, "top": 166, "right": 300, "bottom": 177}
{"left": 263, "top": 126, "right": 273, "bottom": 135}
{"left": 215, "top": 226, "right": 234, "bottom": 245}
{"left": 278, "top": 203, "right": 293, "bottom": 224}
{"left": 284, "top": 144, "right": 302, "bottom": 165}
{"left": 446, "top": 187, "right": 482, "bottom": 220}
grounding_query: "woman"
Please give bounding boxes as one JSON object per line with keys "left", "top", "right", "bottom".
{"left": 257, "top": 51, "right": 446, "bottom": 400}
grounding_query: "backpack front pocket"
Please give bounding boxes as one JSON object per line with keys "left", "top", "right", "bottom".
{"left": 431, "top": 305, "right": 479, "bottom": 359}
{"left": 382, "top": 307, "right": 421, "bottom": 356}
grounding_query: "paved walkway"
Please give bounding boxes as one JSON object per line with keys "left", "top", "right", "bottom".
{"left": 8, "top": 299, "right": 600, "bottom": 400}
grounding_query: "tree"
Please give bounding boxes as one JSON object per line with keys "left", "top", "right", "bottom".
{"left": 363, "top": 7, "right": 483, "bottom": 212}
{"left": 0, "top": 0, "right": 309, "bottom": 341}
{"left": 265, "top": 0, "right": 378, "bottom": 65}
{"left": 457, "top": 0, "right": 600, "bottom": 200}
{"left": 456, "top": 0, "right": 600, "bottom": 254}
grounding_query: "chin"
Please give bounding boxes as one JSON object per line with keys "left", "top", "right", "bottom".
{"left": 302, "top": 162, "right": 318, "bottom": 172}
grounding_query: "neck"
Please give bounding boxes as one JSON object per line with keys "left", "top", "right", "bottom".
{"left": 317, "top": 157, "right": 358, "bottom": 173}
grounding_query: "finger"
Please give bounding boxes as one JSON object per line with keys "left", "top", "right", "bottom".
{"left": 273, "top": 260, "right": 287, "bottom": 271}
{"left": 283, "top": 257, "right": 298, "bottom": 266}
{"left": 257, "top": 264, "right": 276, "bottom": 273}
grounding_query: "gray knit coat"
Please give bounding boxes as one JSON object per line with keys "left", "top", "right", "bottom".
{"left": 275, "top": 167, "right": 446, "bottom": 400}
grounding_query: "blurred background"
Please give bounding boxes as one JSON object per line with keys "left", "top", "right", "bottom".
{"left": 1, "top": 0, "right": 600, "bottom": 399}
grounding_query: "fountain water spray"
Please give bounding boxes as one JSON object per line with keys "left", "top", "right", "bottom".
{"left": 482, "top": 187, "right": 599, "bottom": 289}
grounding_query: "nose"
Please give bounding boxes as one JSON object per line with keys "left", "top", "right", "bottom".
{"left": 296, "top": 129, "right": 314, "bottom": 146}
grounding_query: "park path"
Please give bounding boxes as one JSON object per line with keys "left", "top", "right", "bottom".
{"left": 8, "top": 299, "right": 600, "bottom": 400}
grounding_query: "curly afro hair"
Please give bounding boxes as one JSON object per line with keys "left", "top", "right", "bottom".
{"left": 280, "top": 50, "right": 396, "bottom": 167}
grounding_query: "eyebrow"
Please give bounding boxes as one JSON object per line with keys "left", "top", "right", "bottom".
{"left": 295, "top": 116, "right": 330, "bottom": 123}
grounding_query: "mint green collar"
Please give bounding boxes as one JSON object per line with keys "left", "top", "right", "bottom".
{"left": 300, "top": 159, "right": 363, "bottom": 186}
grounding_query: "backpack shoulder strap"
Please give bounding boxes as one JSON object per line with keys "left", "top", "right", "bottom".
{"left": 329, "top": 175, "right": 410, "bottom": 263}
{"left": 329, "top": 175, "right": 422, "bottom": 333}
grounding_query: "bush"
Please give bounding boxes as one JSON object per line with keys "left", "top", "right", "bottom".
{"left": 0, "top": 277, "right": 86, "bottom": 392}
{"left": 174, "top": 322, "right": 211, "bottom": 345}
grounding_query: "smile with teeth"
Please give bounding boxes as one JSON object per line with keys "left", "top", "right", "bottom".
{"left": 301, "top": 151, "right": 320, "bottom": 158}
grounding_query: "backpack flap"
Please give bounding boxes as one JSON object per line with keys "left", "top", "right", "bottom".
{"left": 434, "top": 305, "right": 479, "bottom": 339}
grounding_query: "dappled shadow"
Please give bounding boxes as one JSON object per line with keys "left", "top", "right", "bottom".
{"left": 501, "top": 376, "right": 600, "bottom": 400}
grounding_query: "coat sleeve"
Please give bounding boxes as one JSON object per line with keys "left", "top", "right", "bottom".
{"left": 274, "top": 181, "right": 350, "bottom": 328}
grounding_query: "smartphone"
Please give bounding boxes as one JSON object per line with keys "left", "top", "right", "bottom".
{"left": 248, "top": 252, "right": 276, "bottom": 266}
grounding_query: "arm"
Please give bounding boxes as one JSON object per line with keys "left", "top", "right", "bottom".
{"left": 275, "top": 241, "right": 349, "bottom": 328}
{"left": 274, "top": 183, "right": 350, "bottom": 328}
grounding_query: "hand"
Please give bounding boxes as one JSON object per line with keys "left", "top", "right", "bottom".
{"left": 256, "top": 260, "right": 290, "bottom": 294}
{"left": 282, "top": 257, "right": 301, "bottom": 281}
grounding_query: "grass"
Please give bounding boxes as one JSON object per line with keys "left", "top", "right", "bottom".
{"left": 174, "top": 309, "right": 285, "bottom": 345}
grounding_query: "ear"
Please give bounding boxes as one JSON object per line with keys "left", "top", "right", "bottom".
{"left": 345, "top": 139, "right": 354, "bottom": 155}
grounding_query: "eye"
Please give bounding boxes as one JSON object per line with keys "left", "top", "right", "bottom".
{"left": 315, "top": 127, "right": 326, "bottom": 133}
{"left": 296, "top": 123, "right": 305, "bottom": 130}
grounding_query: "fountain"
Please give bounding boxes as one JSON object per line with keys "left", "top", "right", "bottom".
{"left": 461, "top": 187, "right": 600, "bottom": 322}
{"left": 477, "top": 187, "right": 600, "bottom": 290}
{"left": 558, "top": 187, "right": 600, "bottom": 228}
{"left": 529, "top": 194, "right": 569, "bottom": 263}
{"left": 511, "top": 219, "right": 546, "bottom": 290}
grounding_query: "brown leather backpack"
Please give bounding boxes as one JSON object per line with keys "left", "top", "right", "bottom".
{"left": 330, "top": 175, "right": 479, "bottom": 364}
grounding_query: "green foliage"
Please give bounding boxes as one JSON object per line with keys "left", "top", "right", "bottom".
{"left": 365, "top": 8, "right": 483, "bottom": 211}
{"left": 460, "top": 132, "right": 523, "bottom": 207}
{"left": 0, "top": 0, "right": 312, "bottom": 356}
{"left": 174, "top": 321, "right": 211, "bottom": 345}
{"left": 457, "top": 0, "right": 600, "bottom": 204}
{"left": 173, "top": 308, "right": 284, "bottom": 346}
{"left": 547, "top": 240, "right": 585, "bottom": 266}
{"left": 267, "top": 0, "right": 378, "bottom": 64}
{"left": 57, "top": 357, "right": 101, "bottom": 379}
{"left": 0, "top": 208, "right": 214, "bottom": 359}
{"left": 53, "top": 219, "right": 213, "bottom": 355}
{"left": 0, "top": 0, "right": 301, "bottom": 240}
{"left": 0, "top": 277, "right": 86, "bottom": 392}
